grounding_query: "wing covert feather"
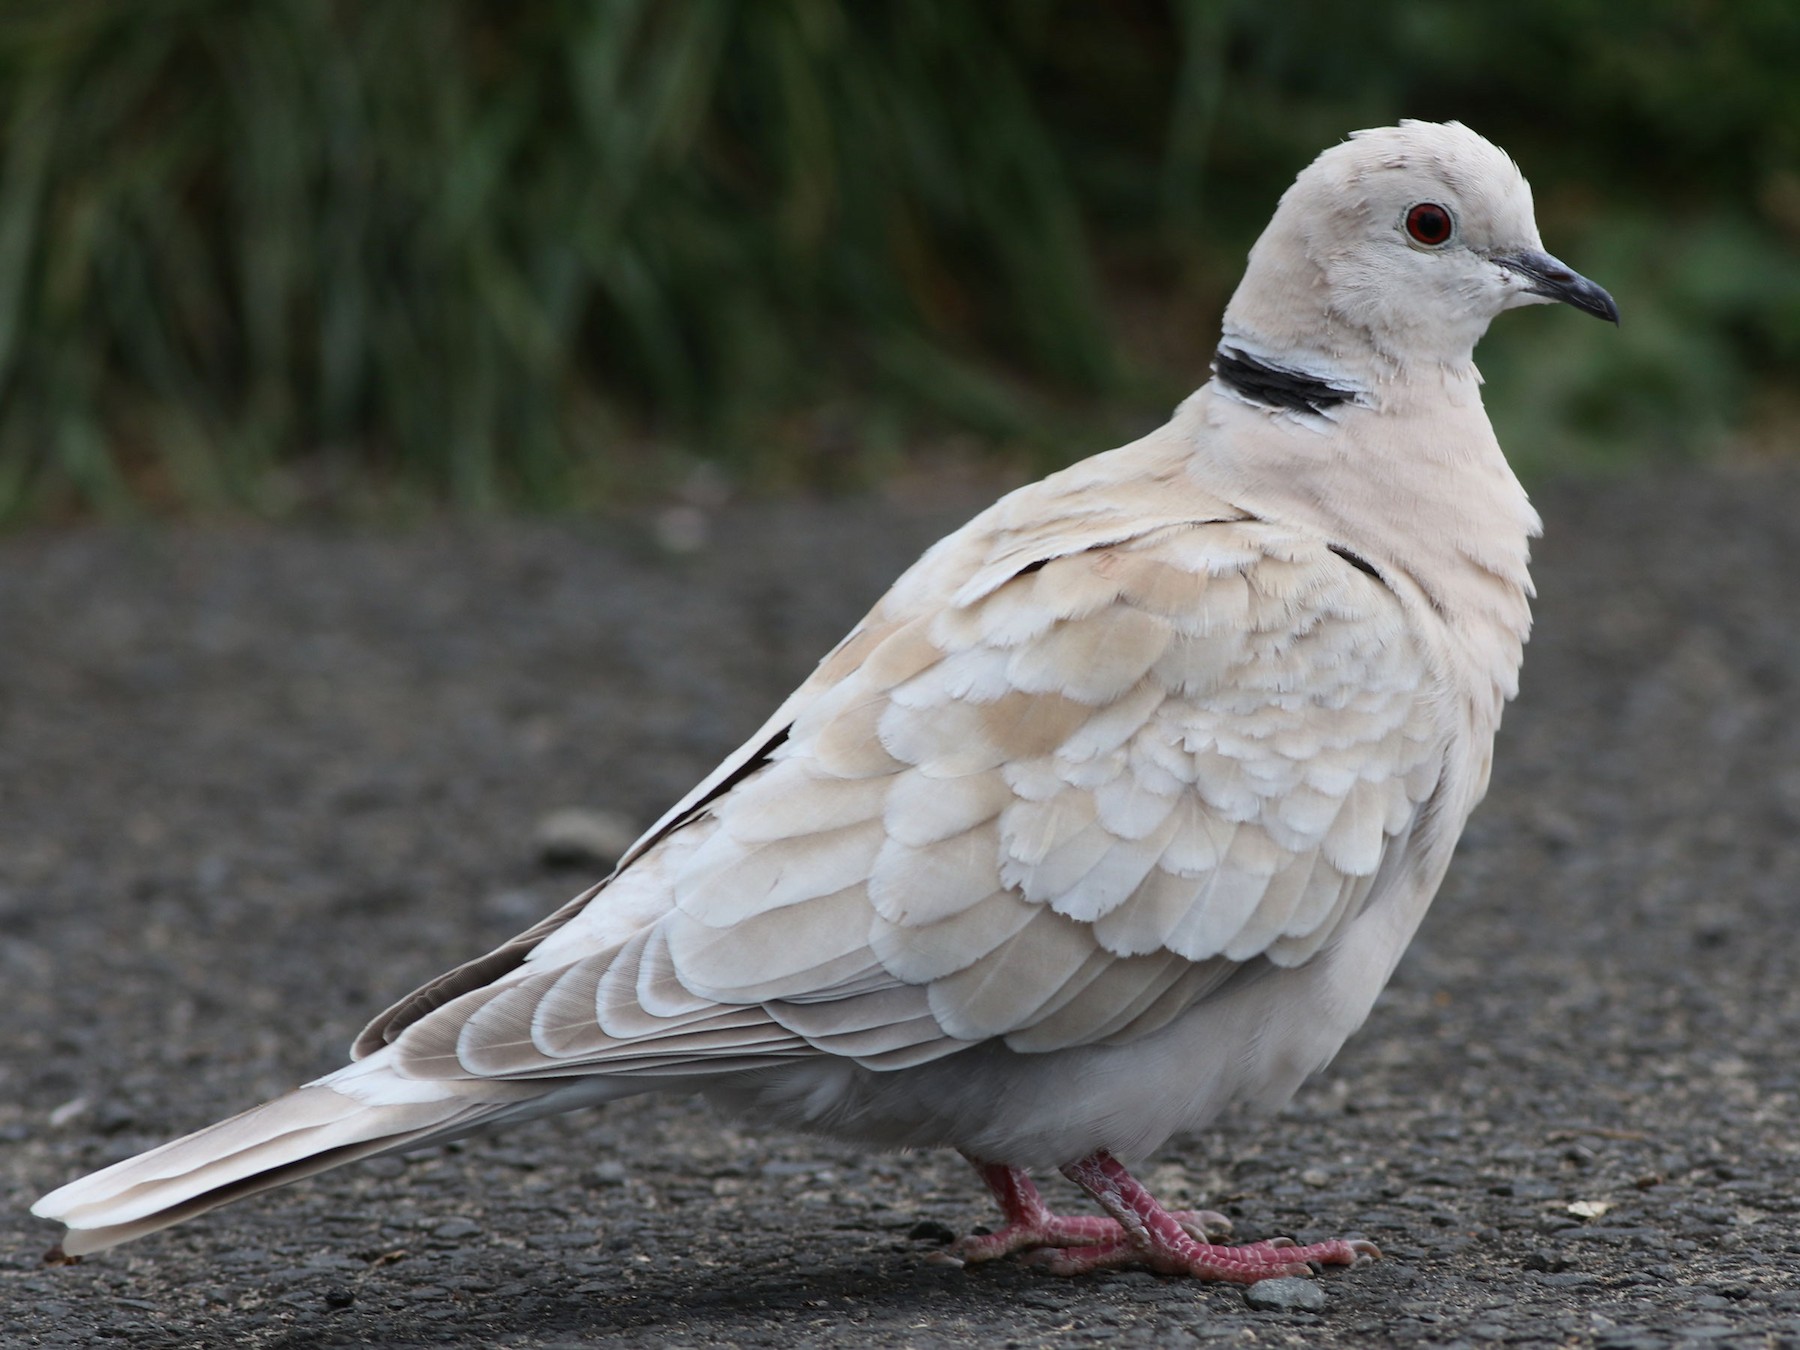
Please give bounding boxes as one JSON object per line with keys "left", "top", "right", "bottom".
{"left": 379, "top": 510, "right": 1448, "bottom": 1085}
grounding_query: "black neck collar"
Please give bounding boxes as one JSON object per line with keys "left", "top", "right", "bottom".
{"left": 1212, "top": 346, "right": 1357, "bottom": 415}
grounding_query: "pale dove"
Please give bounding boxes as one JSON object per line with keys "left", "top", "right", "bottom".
{"left": 35, "top": 121, "right": 1617, "bottom": 1283}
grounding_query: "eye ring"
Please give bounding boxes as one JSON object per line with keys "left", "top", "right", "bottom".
{"left": 1405, "top": 202, "right": 1454, "bottom": 246}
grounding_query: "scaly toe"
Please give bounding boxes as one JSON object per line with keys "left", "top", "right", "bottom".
{"left": 1017, "top": 1238, "right": 1140, "bottom": 1277}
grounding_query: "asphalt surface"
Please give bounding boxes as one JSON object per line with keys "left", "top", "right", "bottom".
{"left": 3, "top": 464, "right": 1799, "bottom": 1349}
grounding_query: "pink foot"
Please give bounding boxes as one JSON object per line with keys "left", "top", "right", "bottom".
{"left": 948, "top": 1150, "right": 1378, "bottom": 1285}
{"left": 947, "top": 1159, "right": 1230, "bottom": 1265}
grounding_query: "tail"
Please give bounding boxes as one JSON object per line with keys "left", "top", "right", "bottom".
{"left": 32, "top": 1064, "right": 540, "bottom": 1256}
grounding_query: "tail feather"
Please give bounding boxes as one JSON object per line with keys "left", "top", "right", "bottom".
{"left": 33, "top": 1083, "right": 506, "bottom": 1256}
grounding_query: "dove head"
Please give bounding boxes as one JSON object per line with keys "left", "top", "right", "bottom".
{"left": 1221, "top": 120, "right": 1617, "bottom": 383}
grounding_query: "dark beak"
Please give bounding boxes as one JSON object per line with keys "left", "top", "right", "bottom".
{"left": 1495, "top": 249, "right": 1620, "bottom": 325}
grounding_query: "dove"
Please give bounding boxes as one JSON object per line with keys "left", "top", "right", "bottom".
{"left": 34, "top": 120, "right": 1617, "bottom": 1283}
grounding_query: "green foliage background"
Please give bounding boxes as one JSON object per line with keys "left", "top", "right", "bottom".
{"left": 0, "top": 0, "right": 1796, "bottom": 516}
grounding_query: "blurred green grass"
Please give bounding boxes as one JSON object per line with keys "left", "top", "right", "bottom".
{"left": 0, "top": 0, "right": 1795, "bottom": 519}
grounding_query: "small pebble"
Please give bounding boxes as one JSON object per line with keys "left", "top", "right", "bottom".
{"left": 47, "top": 1097, "right": 90, "bottom": 1128}
{"left": 908, "top": 1219, "right": 957, "bottom": 1244}
{"left": 1244, "top": 1277, "right": 1325, "bottom": 1312}
{"left": 1539, "top": 1271, "right": 1601, "bottom": 1288}
{"left": 533, "top": 808, "right": 640, "bottom": 868}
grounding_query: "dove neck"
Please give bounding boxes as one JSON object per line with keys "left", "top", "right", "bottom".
{"left": 1210, "top": 346, "right": 1360, "bottom": 416}
{"left": 1221, "top": 216, "right": 1484, "bottom": 385}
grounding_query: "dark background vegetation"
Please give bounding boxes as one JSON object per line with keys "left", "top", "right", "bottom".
{"left": 0, "top": 0, "right": 1796, "bottom": 518}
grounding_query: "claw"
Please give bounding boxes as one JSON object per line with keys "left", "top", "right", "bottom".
{"left": 1174, "top": 1209, "right": 1233, "bottom": 1242}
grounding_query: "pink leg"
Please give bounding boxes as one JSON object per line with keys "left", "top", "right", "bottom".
{"left": 947, "top": 1155, "right": 1230, "bottom": 1266}
{"left": 1047, "top": 1151, "right": 1377, "bottom": 1282}
{"left": 950, "top": 1150, "right": 1378, "bottom": 1284}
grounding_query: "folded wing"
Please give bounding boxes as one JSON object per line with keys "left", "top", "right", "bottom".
{"left": 370, "top": 514, "right": 1446, "bottom": 1086}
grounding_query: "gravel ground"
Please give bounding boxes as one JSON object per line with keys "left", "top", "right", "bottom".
{"left": 4, "top": 464, "right": 1800, "bottom": 1349}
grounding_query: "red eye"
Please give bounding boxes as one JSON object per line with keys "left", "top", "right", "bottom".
{"left": 1405, "top": 203, "right": 1453, "bottom": 246}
